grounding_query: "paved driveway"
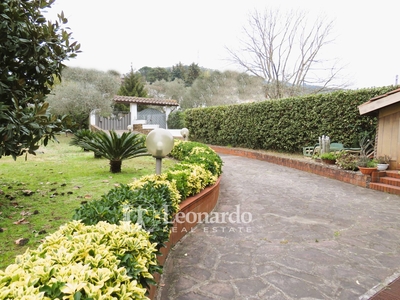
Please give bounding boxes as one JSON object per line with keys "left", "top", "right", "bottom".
{"left": 158, "top": 154, "right": 400, "bottom": 300}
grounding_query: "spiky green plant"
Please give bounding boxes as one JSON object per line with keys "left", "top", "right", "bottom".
{"left": 79, "top": 130, "right": 150, "bottom": 173}
{"left": 69, "top": 129, "right": 95, "bottom": 151}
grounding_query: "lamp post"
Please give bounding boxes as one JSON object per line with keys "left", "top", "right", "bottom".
{"left": 180, "top": 128, "right": 189, "bottom": 141}
{"left": 146, "top": 128, "right": 174, "bottom": 174}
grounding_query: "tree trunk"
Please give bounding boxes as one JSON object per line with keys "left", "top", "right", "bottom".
{"left": 109, "top": 160, "right": 122, "bottom": 173}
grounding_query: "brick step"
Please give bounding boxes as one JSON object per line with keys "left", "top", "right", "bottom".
{"left": 385, "top": 170, "right": 400, "bottom": 179}
{"left": 380, "top": 176, "right": 400, "bottom": 187}
{"left": 369, "top": 182, "right": 400, "bottom": 195}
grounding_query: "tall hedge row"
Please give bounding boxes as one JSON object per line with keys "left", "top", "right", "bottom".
{"left": 185, "top": 86, "right": 398, "bottom": 153}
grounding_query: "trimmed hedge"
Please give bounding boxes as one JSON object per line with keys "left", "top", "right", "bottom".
{"left": 185, "top": 86, "right": 399, "bottom": 152}
{"left": 167, "top": 110, "right": 185, "bottom": 129}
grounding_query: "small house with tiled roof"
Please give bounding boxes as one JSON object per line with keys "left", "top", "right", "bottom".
{"left": 90, "top": 96, "right": 179, "bottom": 132}
{"left": 359, "top": 88, "right": 400, "bottom": 169}
{"left": 113, "top": 96, "right": 179, "bottom": 126}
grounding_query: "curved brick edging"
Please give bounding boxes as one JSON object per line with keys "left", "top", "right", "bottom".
{"left": 148, "top": 176, "right": 221, "bottom": 299}
{"left": 210, "top": 146, "right": 370, "bottom": 188}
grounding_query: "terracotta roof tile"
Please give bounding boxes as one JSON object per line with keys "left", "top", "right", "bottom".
{"left": 113, "top": 96, "right": 179, "bottom": 106}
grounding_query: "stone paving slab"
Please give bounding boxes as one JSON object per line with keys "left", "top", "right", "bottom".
{"left": 157, "top": 155, "right": 400, "bottom": 300}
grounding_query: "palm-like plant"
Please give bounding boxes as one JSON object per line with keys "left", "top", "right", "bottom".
{"left": 70, "top": 129, "right": 95, "bottom": 151}
{"left": 357, "top": 132, "right": 375, "bottom": 167}
{"left": 78, "top": 130, "right": 150, "bottom": 173}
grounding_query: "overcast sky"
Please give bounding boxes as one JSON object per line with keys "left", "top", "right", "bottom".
{"left": 46, "top": 0, "right": 399, "bottom": 89}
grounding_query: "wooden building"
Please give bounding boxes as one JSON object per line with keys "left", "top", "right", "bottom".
{"left": 359, "top": 88, "right": 400, "bottom": 170}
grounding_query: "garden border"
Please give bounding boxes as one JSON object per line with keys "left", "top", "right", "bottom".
{"left": 210, "top": 146, "right": 370, "bottom": 188}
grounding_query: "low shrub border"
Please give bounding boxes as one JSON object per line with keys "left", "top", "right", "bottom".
{"left": 0, "top": 140, "right": 223, "bottom": 300}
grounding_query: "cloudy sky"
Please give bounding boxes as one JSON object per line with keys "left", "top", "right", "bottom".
{"left": 45, "top": 0, "right": 399, "bottom": 89}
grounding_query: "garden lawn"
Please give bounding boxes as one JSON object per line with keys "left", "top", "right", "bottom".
{"left": 0, "top": 134, "right": 176, "bottom": 269}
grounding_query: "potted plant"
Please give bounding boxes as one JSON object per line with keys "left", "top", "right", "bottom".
{"left": 376, "top": 155, "right": 391, "bottom": 171}
{"left": 357, "top": 133, "right": 377, "bottom": 175}
{"left": 357, "top": 156, "right": 377, "bottom": 175}
{"left": 320, "top": 152, "right": 337, "bottom": 165}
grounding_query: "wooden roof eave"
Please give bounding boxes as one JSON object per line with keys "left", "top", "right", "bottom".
{"left": 358, "top": 89, "right": 400, "bottom": 116}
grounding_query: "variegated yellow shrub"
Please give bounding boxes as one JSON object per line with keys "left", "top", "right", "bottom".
{"left": 128, "top": 174, "right": 181, "bottom": 214}
{"left": 166, "top": 140, "right": 223, "bottom": 199}
{"left": 0, "top": 221, "right": 156, "bottom": 300}
{"left": 0, "top": 140, "right": 223, "bottom": 299}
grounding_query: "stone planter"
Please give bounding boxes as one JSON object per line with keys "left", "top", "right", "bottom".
{"left": 322, "top": 159, "right": 336, "bottom": 165}
{"left": 358, "top": 166, "right": 377, "bottom": 175}
{"left": 377, "top": 163, "right": 389, "bottom": 171}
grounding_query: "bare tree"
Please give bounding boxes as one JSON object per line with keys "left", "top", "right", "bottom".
{"left": 227, "top": 9, "right": 345, "bottom": 99}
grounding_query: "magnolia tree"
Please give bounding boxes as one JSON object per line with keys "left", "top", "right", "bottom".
{"left": 0, "top": 0, "right": 80, "bottom": 159}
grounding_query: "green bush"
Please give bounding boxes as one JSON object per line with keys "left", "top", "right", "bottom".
{"left": 169, "top": 140, "right": 223, "bottom": 177}
{"left": 166, "top": 163, "right": 212, "bottom": 198}
{"left": 184, "top": 86, "right": 399, "bottom": 153}
{"left": 73, "top": 181, "right": 179, "bottom": 251}
{"left": 320, "top": 152, "right": 337, "bottom": 160}
{"left": 167, "top": 110, "right": 186, "bottom": 129}
{"left": 167, "top": 141, "right": 223, "bottom": 199}
{"left": 69, "top": 129, "right": 96, "bottom": 151}
{"left": 367, "top": 159, "right": 378, "bottom": 168}
{"left": 335, "top": 151, "right": 359, "bottom": 171}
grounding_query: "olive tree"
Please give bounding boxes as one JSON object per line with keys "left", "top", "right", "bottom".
{"left": 182, "top": 71, "right": 266, "bottom": 108}
{"left": 146, "top": 79, "right": 187, "bottom": 104}
{"left": 147, "top": 71, "right": 265, "bottom": 109}
{"left": 46, "top": 68, "right": 120, "bottom": 129}
{"left": 0, "top": 0, "right": 80, "bottom": 159}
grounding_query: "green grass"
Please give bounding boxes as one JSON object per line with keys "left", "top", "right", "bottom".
{"left": 0, "top": 134, "right": 176, "bottom": 269}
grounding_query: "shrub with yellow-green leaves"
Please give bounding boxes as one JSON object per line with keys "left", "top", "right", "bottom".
{"left": 0, "top": 221, "right": 156, "bottom": 300}
{"left": 170, "top": 141, "right": 223, "bottom": 178}
{"left": 0, "top": 141, "right": 223, "bottom": 299}
{"left": 166, "top": 141, "right": 222, "bottom": 199}
{"left": 128, "top": 174, "right": 181, "bottom": 213}
{"left": 166, "top": 163, "right": 214, "bottom": 198}
{"left": 169, "top": 141, "right": 222, "bottom": 187}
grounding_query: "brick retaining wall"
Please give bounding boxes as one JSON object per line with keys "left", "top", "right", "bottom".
{"left": 210, "top": 146, "right": 369, "bottom": 188}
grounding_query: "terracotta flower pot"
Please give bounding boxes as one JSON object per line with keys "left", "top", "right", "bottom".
{"left": 358, "top": 166, "right": 377, "bottom": 175}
